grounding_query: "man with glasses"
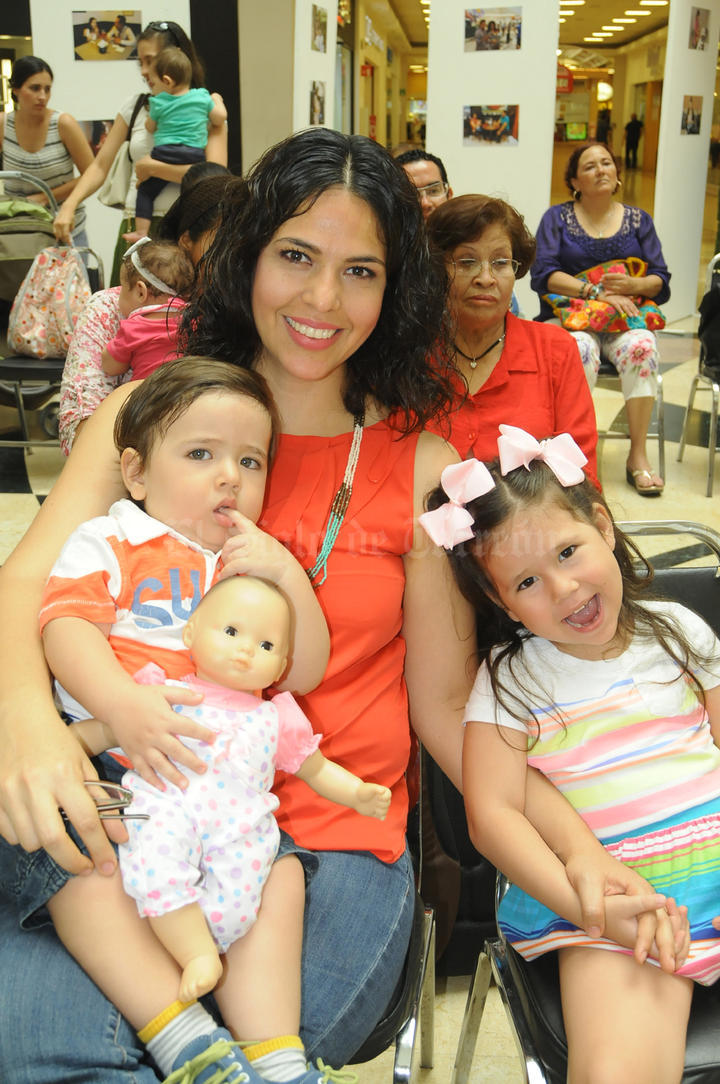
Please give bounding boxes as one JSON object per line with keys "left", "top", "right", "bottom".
{"left": 395, "top": 149, "right": 453, "bottom": 220}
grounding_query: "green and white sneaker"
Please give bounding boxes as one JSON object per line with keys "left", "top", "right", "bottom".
{"left": 163, "top": 1028, "right": 265, "bottom": 1084}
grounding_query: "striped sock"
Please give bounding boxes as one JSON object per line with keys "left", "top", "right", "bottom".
{"left": 141, "top": 1000, "right": 218, "bottom": 1076}
{"left": 244, "top": 1035, "right": 307, "bottom": 1081}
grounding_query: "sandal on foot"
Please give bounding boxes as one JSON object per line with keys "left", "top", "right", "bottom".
{"left": 625, "top": 466, "right": 663, "bottom": 496}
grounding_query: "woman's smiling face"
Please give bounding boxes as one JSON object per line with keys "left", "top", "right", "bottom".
{"left": 251, "top": 186, "right": 387, "bottom": 391}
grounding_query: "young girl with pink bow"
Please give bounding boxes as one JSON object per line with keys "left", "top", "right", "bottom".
{"left": 420, "top": 425, "right": 720, "bottom": 1084}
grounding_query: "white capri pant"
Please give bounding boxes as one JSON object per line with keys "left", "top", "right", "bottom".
{"left": 570, "top": 327, "right": 659, "bottom": 401}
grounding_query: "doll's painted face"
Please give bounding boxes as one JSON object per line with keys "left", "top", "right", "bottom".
{"left": 183, "top": 577, "right": 289, "bottom": 690}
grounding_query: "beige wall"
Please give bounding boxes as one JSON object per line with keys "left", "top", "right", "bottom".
{"left": 238, "top": 0, "right": 294, "bottom": 173}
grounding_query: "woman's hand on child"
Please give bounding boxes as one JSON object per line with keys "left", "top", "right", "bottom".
{"left": 134, "top": 156, "right": 154, "bottom": 184}
{"left": 353, "top": 782, "right": 392, "bottom": 820}
{"left": 103, "top": 682, "right": 213, "bottom": 792}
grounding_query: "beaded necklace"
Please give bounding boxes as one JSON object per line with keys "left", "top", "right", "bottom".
{"left": 306, "top": 412, "right": 365, "bottom": 587}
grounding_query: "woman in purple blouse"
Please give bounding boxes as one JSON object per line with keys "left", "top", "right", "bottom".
{"left": 531, "top": 141, "right": 670, "bottom": 495}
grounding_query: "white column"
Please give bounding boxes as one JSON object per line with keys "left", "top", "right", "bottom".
{"left": 653, "top": 0, "right": 719, "bottom": 321}
{"left": 425, "top": 0, "right": 560, "bottom": 315}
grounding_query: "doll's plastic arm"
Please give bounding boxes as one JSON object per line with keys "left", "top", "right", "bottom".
{"left": 68, "top": 718, "right": 117, "bottom": 757}
{"left": 295, "top": 751, "right": 391, "bottom": 820}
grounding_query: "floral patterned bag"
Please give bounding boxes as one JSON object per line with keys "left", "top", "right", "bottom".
{"left": 542, "top": 257, "right": 666, "bottom": 333}
{"left": 7, "top": 246, "right": 91, "bottom": 358}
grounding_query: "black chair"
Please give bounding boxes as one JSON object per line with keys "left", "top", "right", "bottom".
{"left": 348, "top": 891, "right": 435, "bottom": 1081}
{"left": 347, "top": 756, "right": 436, "bottom": 1082}
{"left": 451, "top": 520, "right": 720, "bottom": 1084}
{"left": 677, "top": 252, "right": 720, "bottom": 497}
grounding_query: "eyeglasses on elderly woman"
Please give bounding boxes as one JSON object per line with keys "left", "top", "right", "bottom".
{"left": 451, "top": 256, "right": 520, "bottom": 278}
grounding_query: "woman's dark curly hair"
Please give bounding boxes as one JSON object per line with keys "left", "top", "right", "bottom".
{"left": 425, "top": 456, "right": 709, "bottom": 739}
{"left": 426, "top": 194, "right": 536, "bottom": 279}
{"left": 179, "top": 128, "right": 454, "bottom": 431}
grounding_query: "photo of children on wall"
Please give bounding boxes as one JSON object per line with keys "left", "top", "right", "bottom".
{"left": 310, "top": 81, "right": 326, "bottom": 125}
{"left": 464, "top": 103, "right": 519, "bottom": 145}
{"left": 72, "top": 10, "right": 141, "bottom": 60}
{"left": 465, "top": 7, "right": 522, "bottom": 52}
{"left": 689, "top": 7, "right": 710, "bottom": 50}
{"left": 681, "top": 95, "right": 702, "bottom": 134}
{"left": 311, "top": 5, "right": 327, "bottom": 52}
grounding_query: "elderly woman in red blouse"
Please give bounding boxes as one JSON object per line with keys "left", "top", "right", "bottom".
{"left": 425, "top": 194, "right": 599, "bottom": 487}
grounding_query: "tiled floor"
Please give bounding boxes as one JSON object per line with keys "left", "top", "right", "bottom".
{"left": 1, "top": 156, "right": 719, "bottom": 1081}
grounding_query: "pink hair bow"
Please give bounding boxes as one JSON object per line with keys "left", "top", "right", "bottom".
{"left": 419, "top": 459, "right": 495, "bottom": 549}
{"left": 497, "top": 424, "right": 587, "bottom": 486}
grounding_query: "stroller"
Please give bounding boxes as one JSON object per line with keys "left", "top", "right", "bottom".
{"left": 0, "top": 171, "right": 103, "bottom": 443}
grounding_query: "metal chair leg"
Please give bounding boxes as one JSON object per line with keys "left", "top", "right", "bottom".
{"left": 450, "top": 951, "right": 493, "bottom": 1084}
{"left": 708, "top": 377, "right": 719, "bottom": 498}
{"left": 392, "top": 908, "right": 435, "bottom": 1083}
{"left": 656, "top": 370, "right": 665, "bottom": 481}
{"left": 677, "top": 373, "right": 700, "bottom": 462}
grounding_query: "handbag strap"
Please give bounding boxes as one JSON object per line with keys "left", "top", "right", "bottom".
{"left": 126, "top": 93, "right": 149, "bottom": 157}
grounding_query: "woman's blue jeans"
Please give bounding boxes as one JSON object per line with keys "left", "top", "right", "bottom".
{"left": 0, "top": 842, "right": 414, "bottom": 1081}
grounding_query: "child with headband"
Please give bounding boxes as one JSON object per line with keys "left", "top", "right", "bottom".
{"left": 101, "top": 237, "right": 195, "bottom": 381}
{"left": 420, "top": 425, "right": 720, "bottom": 1083}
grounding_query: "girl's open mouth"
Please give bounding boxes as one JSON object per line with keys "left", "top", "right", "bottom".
{"left": 564, "top": 594, "right": 600, "bottom": 629}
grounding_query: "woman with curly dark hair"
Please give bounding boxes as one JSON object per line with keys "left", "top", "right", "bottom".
{"left": 425, "top": 194, "right": 599, "bottom": 487}
{"left": 0, "top": 128, "right": 473, "bottom": 1079}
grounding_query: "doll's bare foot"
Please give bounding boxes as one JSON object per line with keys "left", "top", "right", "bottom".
{"left": 354, "top": 781, "right": 392, "bottom": 820}
{"left": 179, "top": 952, "right": 224, "bottom": 1001}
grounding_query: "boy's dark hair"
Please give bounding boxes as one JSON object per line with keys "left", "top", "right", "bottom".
{"left": 114, "top": 357, "right": 280, "bottom": 466}
{"left": 138, "top": 21, "right": 205, "bottom": 88}
{"left": 153, "top": 46, "right": 192, "bottom": 87}
{"left": 121, "top": 240, "right": 195, "bottom": 300}
{"left": 426, "top": 456, "right": 709, "bottom": 736}
{"left": 180, "top": 127, "right": 455, "bottom": 432}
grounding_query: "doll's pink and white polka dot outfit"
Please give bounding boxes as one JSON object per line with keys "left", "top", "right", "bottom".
{"left": 118, "top": 671, "right": 320, "bottom": 951}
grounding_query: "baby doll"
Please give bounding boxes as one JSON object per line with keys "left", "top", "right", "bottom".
{"left": 72, "top": 574, "right": 391, "bottom": 1005}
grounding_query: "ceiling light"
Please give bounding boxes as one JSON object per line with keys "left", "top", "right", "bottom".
{"left": 594, "top": 32, "right": 613, "bottom": 36}
{"left": 584, "top": 36, "right": 603, "bottom": 41}
{"left": 559, "top": 16, "right": 566, "bottom": 21}
{"left": 625, "top": 9, "right": 652, "bottom": 13}
{"left": 639, "top": 1, "right": 668, "bottom": 5}
{"left": 602, "top": 25, "right": 621, "bottom": 31}
{"left": 559, "top": 0, "right": 583, "bottom": 5}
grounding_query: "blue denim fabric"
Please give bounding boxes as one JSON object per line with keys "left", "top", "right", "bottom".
{"left": 0, "top": 831, "right": 413, "bottom": 1081}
